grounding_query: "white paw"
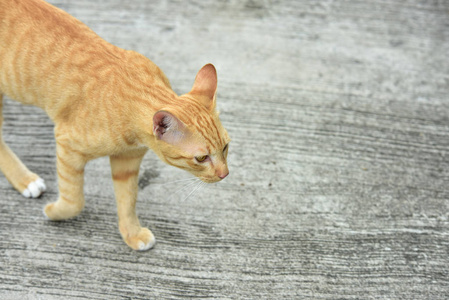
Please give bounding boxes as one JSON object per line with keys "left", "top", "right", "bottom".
{"left": 22, "top": 178, "right": 46, "bottom": 198}
{"left": 137, "top": 236, "right": 156, "bottom": 251}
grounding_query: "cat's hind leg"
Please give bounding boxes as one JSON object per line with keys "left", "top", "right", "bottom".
{"left": 0, "top": 93, "right": 46, "bottom": 198}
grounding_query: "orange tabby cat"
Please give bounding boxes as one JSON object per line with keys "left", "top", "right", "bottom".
{"left": 0, "top": 0, "right": 230, "bottom": 250}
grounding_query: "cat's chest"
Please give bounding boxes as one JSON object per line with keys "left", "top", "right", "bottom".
{"left": 55, "top": 118, "right": 145, "bottom": 159}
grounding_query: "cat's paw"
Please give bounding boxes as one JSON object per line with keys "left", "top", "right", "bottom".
{"left": 22, "top": 178, "right": 46, "bottom": 198}
{"left": 125, "top": 227, "right": 156, "bottom": 251}
{"left": 43, "top": 199, "right": 84, "bottom": 221}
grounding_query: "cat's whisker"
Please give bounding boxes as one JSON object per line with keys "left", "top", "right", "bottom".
{"left": 181, "top": 181, "right": 205, "bottom": 202}
{"left": 167, "top": 178, "right": 201, "bottom": 200}
{"left": 174, "top": 179, "right": 199, "bottom": 193}
{"left": 154, "top": 177, "right": 197, "bottom": 186}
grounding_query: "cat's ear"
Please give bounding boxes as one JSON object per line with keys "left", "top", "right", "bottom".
{"left": 153, "top": 111, "right": 188, "bottom": 145}
{"left": 189, "top": 64, "right": 217, "bottom": 110}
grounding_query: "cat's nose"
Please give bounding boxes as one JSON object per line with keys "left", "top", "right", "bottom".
{"left": 218, "top": 171, "right": 229, "bottom": 179}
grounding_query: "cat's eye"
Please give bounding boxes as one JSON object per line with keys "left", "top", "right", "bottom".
{"left": 195, "top": 155, "right": 208, "bottom": 163}
{"left": 223, "top": 143, "right": 229, "bottom": 158}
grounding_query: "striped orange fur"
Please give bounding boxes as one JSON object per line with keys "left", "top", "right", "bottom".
{"left": 0, "top": 0, "right": 230, "bottom": 251}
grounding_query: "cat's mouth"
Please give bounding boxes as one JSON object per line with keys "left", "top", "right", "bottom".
{"left": 200, "top": 178, "right": 218, "bottom": 183}
{"left": 199, "top": 176, "right": 225, "bottom": 184}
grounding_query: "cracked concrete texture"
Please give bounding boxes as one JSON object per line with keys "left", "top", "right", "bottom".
{"left": 1, "top": 0, "right": 449, "bottom": 299}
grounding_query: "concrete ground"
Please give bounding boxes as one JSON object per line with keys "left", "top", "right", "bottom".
{"left": 1, "top": 0, "right": 449, "bottom": 299}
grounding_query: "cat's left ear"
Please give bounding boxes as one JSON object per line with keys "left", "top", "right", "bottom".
{"left": 153, "top": 110, "right": 188, "bottom": 145}
{"left": 189, "top": 64, "right": 217, "bottom": 110}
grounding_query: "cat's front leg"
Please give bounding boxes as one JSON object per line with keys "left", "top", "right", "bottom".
{"left": 44, "top": 142, "right": 87, "bottom": 220}
{"left": 110, "top": 148, "right": 155, "bottom": 251}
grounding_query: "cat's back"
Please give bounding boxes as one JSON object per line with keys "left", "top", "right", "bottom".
{"left": 0, "top": 0, "right": 96, "bottom": 42}
{"left": 0, "top": 0, "right": 123, "bottom": 109}
{"left": 0, "top": 0, "right": 171, "bottom": 121}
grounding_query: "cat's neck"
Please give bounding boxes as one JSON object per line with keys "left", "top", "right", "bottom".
{"left": 113, "top": 53, "right": 179, "bottom": 149}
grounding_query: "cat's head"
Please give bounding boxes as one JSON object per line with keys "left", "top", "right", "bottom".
{"left": 152, "top": 64, "right": 230, "bottom": 183}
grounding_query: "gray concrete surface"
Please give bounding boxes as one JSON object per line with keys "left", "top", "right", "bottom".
{"left": 1, "top": 0, "right": 449, "bottom": 299}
